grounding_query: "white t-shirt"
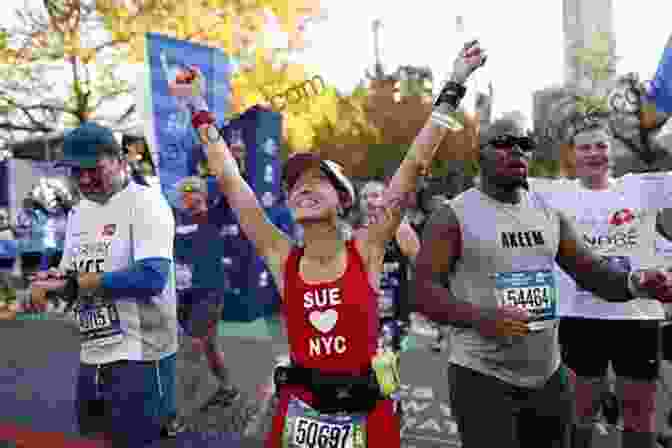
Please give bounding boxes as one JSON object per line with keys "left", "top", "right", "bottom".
{"left": 60, "top": 182, "right": 177, "bottom": 364}
{"left": 530, "top": 174, "right": 672, "bottom": 320}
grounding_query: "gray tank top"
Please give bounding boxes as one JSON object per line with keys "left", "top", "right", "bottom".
{"left": 448, "top": 188, "right": 561, "bottom": 388}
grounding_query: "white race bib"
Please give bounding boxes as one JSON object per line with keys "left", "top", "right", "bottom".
{"left": 77, "top": 300, "right": 124, "bottom": 348}
{"left": 495, "top": 269, "right": 558, "bottom": 331}
{"left": 283, "top": 397, "right": 367, "bottom": 448}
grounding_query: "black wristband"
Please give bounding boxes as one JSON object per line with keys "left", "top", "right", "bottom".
{"left": 433, "top": 81, "right": 467, "bottom": 110}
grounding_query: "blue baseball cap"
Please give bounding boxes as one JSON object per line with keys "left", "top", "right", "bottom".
{"left": 61, "top": 122, "right": 123, "bottom": 168}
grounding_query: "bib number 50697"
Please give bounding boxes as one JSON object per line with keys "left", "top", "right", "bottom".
{"left": 294, "top": 417, "right": 351, "bottom": 448}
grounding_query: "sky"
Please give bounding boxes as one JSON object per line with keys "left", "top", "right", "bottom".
{"left": 1, "top": 0, "right": 671, "bottom": 126}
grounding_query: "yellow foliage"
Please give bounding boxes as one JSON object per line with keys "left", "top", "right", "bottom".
{"left": 96, "top": 0, "right": 317, "bottom": 63}
{"left": 92, "top": 0, "right": 370, "bottom": 155}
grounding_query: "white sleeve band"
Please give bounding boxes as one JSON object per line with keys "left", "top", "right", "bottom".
{"left": 430, "top": 111, "right": 457, "bottom": 129}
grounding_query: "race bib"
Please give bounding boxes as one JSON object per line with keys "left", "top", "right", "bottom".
{"left": 283, "top": 397, "right": 367, "bottom": 448}
{"left": 495, "top": 269, "right": 558, "bottom": 331}
{"left": 77, "top": 299, "right": 124, "bottom": 348}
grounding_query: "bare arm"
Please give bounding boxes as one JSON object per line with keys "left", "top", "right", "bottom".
{"left": 555, "top": 211, "right": 633, "bottom": 302}
{"left": 198, "top": 127, "right": 292, "bottom": 263}
{"left": 363, "top": 40, "right": 485, "bottom": 256}
{"left": 413, "top": 205, "right": 489, "bottom": 328}
{"left": 365, "top": 120, "right": 450, "bottom": 250}
{"left": 396, "top": 218, "right": 421, "bottom": 263}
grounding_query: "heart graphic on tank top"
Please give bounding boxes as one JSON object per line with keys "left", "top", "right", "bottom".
{"left": 308, "top": 309, "right": 338, "bottom": 334}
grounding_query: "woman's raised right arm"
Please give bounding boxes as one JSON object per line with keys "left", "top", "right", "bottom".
{"left": 194, "top": 119, "right": 292, "bottom": 263}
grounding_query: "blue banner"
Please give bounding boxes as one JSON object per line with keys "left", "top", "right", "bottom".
{"left": 649, "top": 35, "right": 672, "bottom": 113}
{"left": 235, "top": 106, "right": 288, "bottom": 318}
{"left": 145, "top": 32, "right": 234, "bottom": 208}
{"left": 173, "top": 110, "right": 291, "bottom": 322}
{"left": 144, "top": 34, "right": 293, "bottom": 322}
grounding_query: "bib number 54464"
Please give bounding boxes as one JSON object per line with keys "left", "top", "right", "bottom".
{"left": 505, "top": 286, "right": 551, "bottom": 309}
{"left": 294, "top": 417, "right": 351, "bottom": 448}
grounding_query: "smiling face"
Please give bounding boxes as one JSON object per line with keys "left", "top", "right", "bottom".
{"left": 573, "top": 128, "right": 611, "bottom": 180}
{"left": 287, "top": 166, "right": 341, "bottom": 223}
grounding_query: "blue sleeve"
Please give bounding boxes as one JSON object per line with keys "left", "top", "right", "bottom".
{"left": 269, "top": 206, "right": 295, "bottom": 238}
{"left": 101, "top": 257, "right": 171, "bottom": 302}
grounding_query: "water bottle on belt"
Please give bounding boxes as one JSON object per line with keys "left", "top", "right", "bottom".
{"left": 371, "top": 348, "right": 400, "bottom": 397}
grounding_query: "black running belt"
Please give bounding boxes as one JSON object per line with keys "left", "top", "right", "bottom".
{"left": 274, "top": 364, "right": 383, "bottom": 414}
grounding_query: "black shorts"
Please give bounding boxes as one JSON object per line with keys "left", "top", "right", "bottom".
{"left": 448, "top": 363, "right": 573, "bottom": 448}
{"left": 662, "top": 324, "right": 672, "bottom": 362}
{"left": 177, "top": 289, "right": 223, "bottom": 338}
{"left": 559, "top": 317, "right": 661, "bottom": 381}
{"left": 76, "top": 356, "right": 176, "bottom": 447}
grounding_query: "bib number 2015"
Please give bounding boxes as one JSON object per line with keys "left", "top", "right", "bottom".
{"left": 293, "top": 418, "right": 351, "bottom": 448}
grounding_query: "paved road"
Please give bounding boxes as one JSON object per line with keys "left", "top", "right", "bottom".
{"left": 2, "top": 314, "right": 672, "bottom": 447}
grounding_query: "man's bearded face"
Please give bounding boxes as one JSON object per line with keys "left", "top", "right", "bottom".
{"left": 480, "top": 142, "right": 531, "bottom": 190}
{"left": 73, "top": 156, "right": 127, "bottom": 203}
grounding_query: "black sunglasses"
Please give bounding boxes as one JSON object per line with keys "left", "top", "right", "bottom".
{"left": 487, "top": 135, "right": 536, "bottom": 152}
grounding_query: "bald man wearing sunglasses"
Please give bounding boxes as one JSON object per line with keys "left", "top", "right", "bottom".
{"left": 413, "top": 116, "right": 672, "bottom": 448}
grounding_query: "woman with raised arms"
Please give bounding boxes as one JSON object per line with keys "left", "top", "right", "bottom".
{"left": 186, "top": 41, "right": 486, "bottom": 448}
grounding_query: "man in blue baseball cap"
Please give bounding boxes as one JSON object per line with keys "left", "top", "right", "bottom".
{"left": 29, "top": 121, "right": 177, "bottom": 447}
{"left": 59, "top": 122, "right": 132, "bottom": 201}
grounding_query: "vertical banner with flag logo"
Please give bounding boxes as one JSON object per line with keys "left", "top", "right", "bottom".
{"left": 144, "top": 32, "right": 234, "bottom": 208}
{"left": 648, "top": 35, "right": 672, "bottom": 113}
{"left": 143, "top": 33, "right": 293, "bottom": 323}
{"left": 231, "top": 106, "right": 290, "bottom": 318}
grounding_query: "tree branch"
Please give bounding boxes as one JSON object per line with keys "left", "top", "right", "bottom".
{"left": 92, "top": 38, "right": 130, "bottom": 54}
{"left": 93, "top": 88, "right": 132, "bottom": 111}
{"left": 114, "top": 104, "right": 136, "bottom": 125}
{"left": 0, "top": 122, "right": 53, "bottom": 133}
{"left": 0, "top": 95, "right": 51, "bottom": 130}
{"left": 0, "top": 87, "right": 77, "bottom": 114}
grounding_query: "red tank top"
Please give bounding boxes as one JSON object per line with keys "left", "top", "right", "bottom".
{"left": 282, "top": 239, "right": 379, "bottom": 375}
